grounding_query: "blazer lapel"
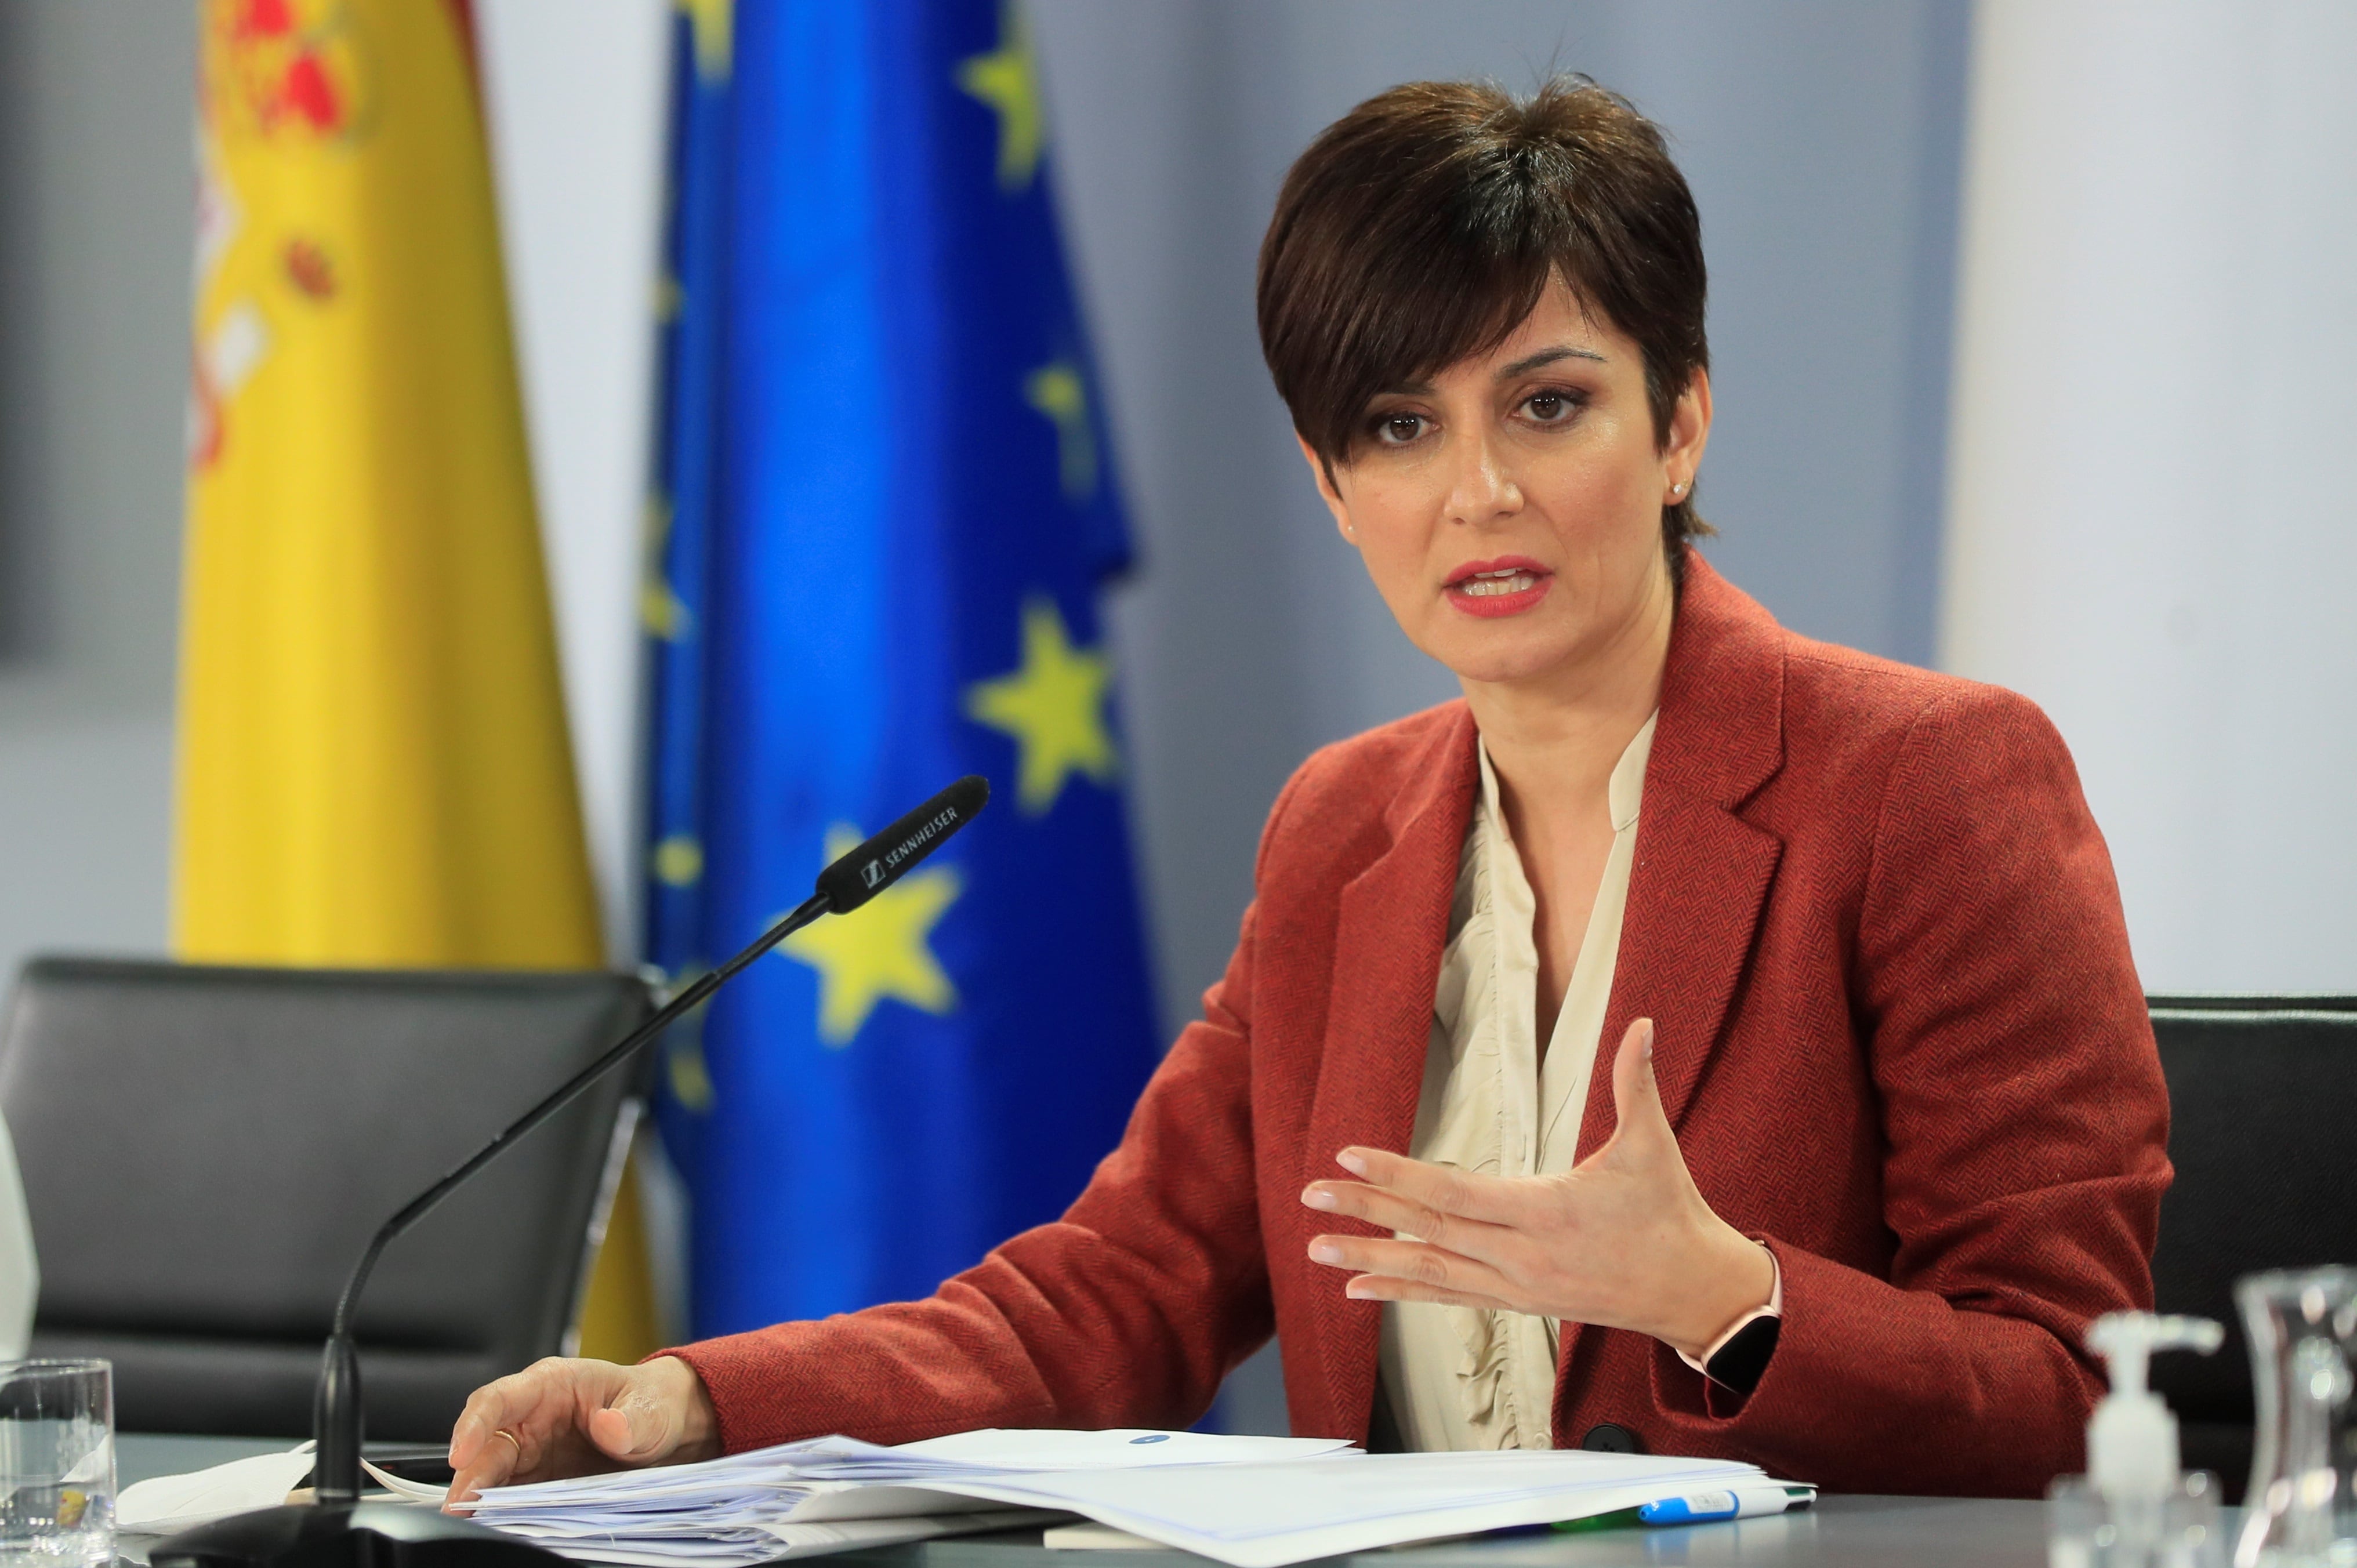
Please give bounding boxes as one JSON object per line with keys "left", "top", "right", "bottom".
{"left": 1576, "top": 553, "right": 1789, "bottom": 1155}
{"left": 1587, "top": 795, "right": 1783, "bottom": 1149}
{"left": 1300, "top": 705, "right": 1478, "bottom": 1438}
{"left": 1557, "top": 554, "right": 1790, "bottom": 1417}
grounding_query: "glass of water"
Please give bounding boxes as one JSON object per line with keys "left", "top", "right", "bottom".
{"left": 0, "top": 1360, "right": 113, "bottom": 1567}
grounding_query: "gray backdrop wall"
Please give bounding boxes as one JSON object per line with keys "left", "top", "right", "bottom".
{"left": 0, "top": 2, "right": 193, "bottom": 988}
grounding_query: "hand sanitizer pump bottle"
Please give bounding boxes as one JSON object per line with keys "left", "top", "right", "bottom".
{"left": 2049, "top": 1312, "right": 2226, "bottom": 1568}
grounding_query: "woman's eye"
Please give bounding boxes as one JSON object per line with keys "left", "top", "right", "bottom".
{"left": 1523, "top": 392, "right": 1575, "bottom": 423}
{"left": 1376, "top": 413, "right": 1427, "bottom": 445}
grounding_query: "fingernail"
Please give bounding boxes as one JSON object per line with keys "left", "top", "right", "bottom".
{"left": 1300, "top": 1185, "right": 1337, "bottom": 1211}
{"left": 1336, "top": 1149, "right": 1368, "bottom": 1176}
{"left": 1641, "top": 1019, "right": 1655, "bottom": 1064}
{"left": 1310, "top": 1241, "right": 1344, "bottom": 1264}
{"left": 1345, "top": 1281, "right": 1373, "bottom": 1300}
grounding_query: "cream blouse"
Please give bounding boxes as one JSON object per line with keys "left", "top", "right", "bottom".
{"left": 1375, "top": 714, "right": 1657, "bottom": 1451}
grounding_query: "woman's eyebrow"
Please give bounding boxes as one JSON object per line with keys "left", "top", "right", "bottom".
{"left": 1497, "top": 345, "right": 1607, "bottom": 379}
{"left": 1373, "top": 343, "right": 1606, "bottom": 400}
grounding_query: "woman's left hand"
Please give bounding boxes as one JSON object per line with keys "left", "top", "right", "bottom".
{"left": 1300, "top": 1017, "right": 1774, "bottom": 1359}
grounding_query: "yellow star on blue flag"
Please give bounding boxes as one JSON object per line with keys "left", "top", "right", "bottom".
{"left": 1024, "top": 359, "right": 1096, "bottom": 501}
{"left": 780, "top": 826, "right": 962, "bottom": 1046}
{"left": 679, "top": 0, "right": 732, "bottom": 81}
{"left": 965, "top": 596, "right": 1118, "bottom": 815}
{"left": 955, "top": 1, "right": 1042, "bottom": 192}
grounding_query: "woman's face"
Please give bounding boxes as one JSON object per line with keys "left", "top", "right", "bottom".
{"left": 1304, "top": 281, "right": 1710, "bottom": 692}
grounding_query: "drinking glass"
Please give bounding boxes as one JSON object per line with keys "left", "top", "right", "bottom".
{"left": 0, "top": 1360, "right": 113, "bottom": 1568}
{"left": 2236, "top": 1266, "right": 2357, "bottom": 1568}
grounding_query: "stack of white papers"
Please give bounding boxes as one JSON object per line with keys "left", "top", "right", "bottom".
{"left": 919, "top": 1449, "right": 1792, "bottom": 1566}
{"left": 429, "top": 1428, "right": 1785, "bottom": 1568}
{"left": 385, "top": 1431, "right": 1346, "bottom": 1566}
{"left": 385, "top": 1431, "right": 1347, "bottom": 1566}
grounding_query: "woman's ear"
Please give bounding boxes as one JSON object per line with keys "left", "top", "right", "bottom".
{"left": 1666, "top": 366, "right": 1713, "bottom": 484}
{"left": 1295, "top": 432, "right": 1358, "bottom": 543}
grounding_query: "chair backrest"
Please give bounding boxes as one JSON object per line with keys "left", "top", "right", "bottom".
{"left": 2146, "top": 996, "right": 2357, "bottom": 1499}
{"left": 0, "top": 957, "right": 651, "bottom": 1442}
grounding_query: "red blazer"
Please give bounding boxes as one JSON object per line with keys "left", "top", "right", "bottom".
{"left": 668, "top": 554, "right": 2171, "bottom": 1497}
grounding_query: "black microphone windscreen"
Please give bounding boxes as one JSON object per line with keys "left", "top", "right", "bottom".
{"left": 814, "top": 775, "right": 991, "bottom": 913}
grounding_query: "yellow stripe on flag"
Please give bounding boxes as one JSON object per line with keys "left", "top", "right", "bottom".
{"left": 178, "top": 0, "right": 657, "bottom": 1364}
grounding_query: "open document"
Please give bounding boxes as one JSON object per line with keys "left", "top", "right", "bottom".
{"left": 385, "top": 1428, "right": 1789, "bottom": 1568}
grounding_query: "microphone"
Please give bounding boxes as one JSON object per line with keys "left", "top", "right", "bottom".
{"left": 816, "top": 774, "right": 989, "bottom": 914}
{"left": 153, "top": 776, "right": 990, "bottom": 1568}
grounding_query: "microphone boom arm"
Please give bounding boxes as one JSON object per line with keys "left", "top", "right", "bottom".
{"left": 313, "top": 890, "right": 830, "bottom": 1503}
{"left": 310, "top": 763, "right": 988, "bottom": 1505}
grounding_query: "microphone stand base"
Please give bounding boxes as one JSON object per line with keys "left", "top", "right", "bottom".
{"left": 149, "top": 1502, "right": 565, "bottom": 1568}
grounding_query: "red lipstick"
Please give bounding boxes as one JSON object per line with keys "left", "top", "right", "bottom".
{"left": 1444, "top": 555, "right": 1553, "bottom": 619}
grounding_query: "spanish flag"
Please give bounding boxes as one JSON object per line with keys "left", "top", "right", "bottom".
{"left": 176, "top": 0, "right": 656, "bottom": 1360}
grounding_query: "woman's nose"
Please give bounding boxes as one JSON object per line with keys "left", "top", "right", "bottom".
{"left": 1441, "top": 433, "right": 1521, "bottom": 524}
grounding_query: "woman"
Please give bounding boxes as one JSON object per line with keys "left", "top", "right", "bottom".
{"left": 447, "top": 79, "right": 2167, "bottom": 1499}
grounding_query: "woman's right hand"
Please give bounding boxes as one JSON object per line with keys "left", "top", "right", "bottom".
{"left": 445, "top": 1353, "right": 721, "bottom": 1508}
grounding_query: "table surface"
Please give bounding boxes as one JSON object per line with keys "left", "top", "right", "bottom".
{"left": 828, "top": 1497, "right": 2057, "bottom": 1568}
{"left": 115, "top": 1435, "right": 2063, "bottom": 1567}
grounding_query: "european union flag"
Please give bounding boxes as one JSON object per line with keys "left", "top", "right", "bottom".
{"left": 642, "top": 0, "right": 1160, "bottom": 1337}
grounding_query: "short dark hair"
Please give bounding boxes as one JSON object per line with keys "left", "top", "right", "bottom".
{"left": 1256, "top": 77, "right": 1713, "bottom": 556}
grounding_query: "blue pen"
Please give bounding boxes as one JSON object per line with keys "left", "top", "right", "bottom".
{"left": 1637, "top": 1486, "right": 1812, "bottom": 1526}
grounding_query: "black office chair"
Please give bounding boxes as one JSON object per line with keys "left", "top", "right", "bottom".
{"left": 2145, "top": 995, "right": 2357, "bottom": 1501}
{"left": 0, "top": 957, "right": 652, "bottom": 1442}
